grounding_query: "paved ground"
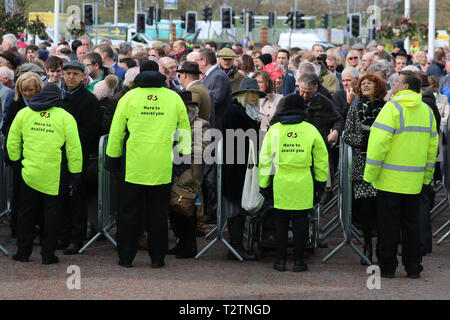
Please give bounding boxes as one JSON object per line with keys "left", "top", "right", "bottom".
{"left": 0, "top": 201, "right": 449, "bottom": 300}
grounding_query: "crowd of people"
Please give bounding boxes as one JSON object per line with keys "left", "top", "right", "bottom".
{"left": 0, "top": 32, "right": 449, "bottom": 278}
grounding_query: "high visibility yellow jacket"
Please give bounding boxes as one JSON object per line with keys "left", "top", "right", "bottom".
{"left": 106, "top": 87, "right": 191, "bottom": 186}
{"left": 363, "top": 90, "right": 439, "bottom": 194}
{"left": 259, "top": 121, "right": 329, "bottom": 210}
{"left": 7, "top": 107, "right": 83, "bottom": 196}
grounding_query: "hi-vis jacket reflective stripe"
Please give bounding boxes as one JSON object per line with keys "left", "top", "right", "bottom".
{"left": 106, "top": 87, "right": 191, "bottom": 186}
{"left": 7, "top": 107, "right": 83, "bottom": 196}
{"left": 363, "top": 90, "right": 439, "bottom": 194}
{"left": 259, "top": 121, "right": 328, "bottom": 210}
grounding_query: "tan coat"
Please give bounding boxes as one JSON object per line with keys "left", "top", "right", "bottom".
{"left": 319, "top": 61, "right": 340, "bottom": 94}
{"left": 259, "top": 93, "right": 283, "bottom": 131}
{"left": 188, "top": 80, "right": 212, "bottom": 122}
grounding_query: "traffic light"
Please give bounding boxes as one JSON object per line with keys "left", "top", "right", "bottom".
{"left": 295, "top": 10, "right": 305, "bottom": 29}
{"left": 181, "top": 15, "right": 186, "bottom": 29}
{"left": 321, "top": 13, "right": 328, "bottom": 29}
{"left": 83, "top": 3, "right": 94, "bottom": 26}
{"left": 148, "top": 6, "right": 154, "bottom": 25}
{"left": 136, "top": 13, "right": 146, "bottom": 33}
{"left": 240, "top": 10, "right": 246, "bottom": 25}
{"left": 206, "top": 6, "right": 213, "bottom": 21}
{"left": 157, "top": 8, "right": 162, "bottom": 22}
{"left": 186, "top": 12, "right": 196, "bottom": 34}
{"left": 286, "top": 10, "right": 294, "bottom": 29}
{"left": 248, "top": 11, "right": 254, "bottom": 32}
{"left": 232, "top": 11, "right": 236, "bottom": 27}
{"left": 351, "top": 13, "right": 360, "bottom": 38}
{"left": 268, "top": 12, "right": 275, "bottom": 28}
{"left": 221, "top": 7, "right": 232, "bottom": 29}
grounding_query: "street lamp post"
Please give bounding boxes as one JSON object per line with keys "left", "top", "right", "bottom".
{"left": 428, "top": 0, "right": 436, "bottom": 60}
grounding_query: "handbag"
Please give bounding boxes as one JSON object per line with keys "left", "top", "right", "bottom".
{"left": 241, "top": 139, "right": 264, "bottom": 215}
{"left": 170, "top": 177, "right": 197, "bottom": 217}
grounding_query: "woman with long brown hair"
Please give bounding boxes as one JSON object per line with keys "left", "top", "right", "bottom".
{"left": 343, "top": 73, "right": 387, "bottom": 265}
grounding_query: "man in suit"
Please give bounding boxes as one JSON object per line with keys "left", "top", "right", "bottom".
{"left": 177, "top": 61, "right": 211, "bottom": 122}
{"left": 196, "top": 48, "right": 232, "bottom": 224}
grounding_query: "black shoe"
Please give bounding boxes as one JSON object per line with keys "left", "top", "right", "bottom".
{"left": 273, "top": 260, "right": 286, "bottom": 272}
{"left": 57, "top": 240, "right": 69, "bottom": 250}
{"left": 167, "top": 244, "right": 182, "bottom": 255}
{"left": 175, "top": 251, "right": 197, "bottom": 259}
{"left": 293, "top": 260, "right": 308, "bottom": 272}
{"left": 407, "top": 273, "right": 421, "bottom": 279}
{"left": 228, "top": 247, "right": 257, "bottom": 261}
{"left": 151, "top": 260, "right": 165, "bottom": 268}
{"left": 42, "top": 255, "right": 59, "bottom": 265}
{"left": 381, "top": 272, "right": 395, "bottom": 278}
{"left": 63, "top": 243, "right": 81, "bottom": 255}
{"left": 119, "top": 260, "right": 133, "bottom": 268}
{"left": 360, "top": 244, "right": 373, "bottom": 266}
{"left": 13, "top": 254, "right": 29, "bottom": 262}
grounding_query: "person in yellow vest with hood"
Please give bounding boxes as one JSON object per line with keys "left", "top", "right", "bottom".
{"left": 259, "top": 94, "right": 329, "bottom": 272}
{"left": 105, "top": 71, "right": 191, "bottom": 269}
{"left": 7, "top": 82, "right": 83, "bottom": 265}
{"left": 364, "top": 70, "right": 439, "bottom": 279}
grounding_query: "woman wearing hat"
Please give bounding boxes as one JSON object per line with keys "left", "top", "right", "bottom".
{"left": 259, "top": 94, "right": 329, "bottom": 272}
{"left": 221, "top": 77, "right": 266, "bottom": 261}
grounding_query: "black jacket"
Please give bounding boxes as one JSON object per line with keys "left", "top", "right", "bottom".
{"left": 102, "top": 86, "right": 130, "bottom": 134}
{"left": 61, "top": 83, "right": 102, "bottom": 157}
{"left": 422, "top": 88, "right": 441, "bottom": 132}
{"left": 332, "top": 89, "right": 351, "bottom": 119}
{"left": 1, "top": 96, "right": 27, "bottom": 137}
{"left": 304, "top": 92, "right": 344, "bottom": 146}
{"left": 221, "top": 100, "right": 260, "bottom": 204}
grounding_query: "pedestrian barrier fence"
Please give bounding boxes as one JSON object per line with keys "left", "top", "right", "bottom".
{"left": 322, "top": 138, "right": 371, "bottom": 264}
{"left": 79, "top": 134, "right": 117, "bottom": 253}
{"left": 0, "top": 134, "right": 11, "bottom": 256}
{"left": 435, "top": 117, "right": 450, "bottom": 244}
{"left": 195, "top": 139, "right": 244, "bottom": 261}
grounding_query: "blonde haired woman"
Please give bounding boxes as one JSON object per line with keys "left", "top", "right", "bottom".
{"left": 345, "top": 50, "right": 361, "bottom": 69}
{"left": 2, "top": 71, "right": 43, "bottom": 239}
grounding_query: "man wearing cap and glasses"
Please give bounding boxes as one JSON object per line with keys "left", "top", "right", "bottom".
{"left": 217, "top": 47, "right": 245, "bottom": 94}
{"left": 177, "top": 61, "right": 211, "bottom": 122}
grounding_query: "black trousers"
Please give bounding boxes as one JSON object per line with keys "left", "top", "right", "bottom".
{"left": 376, "top": 190, "right": 422, "bottom": 275}
{"left": 202, "top": 163, "right": 217, "bottom": 219}
{"left": 273, "top": 209, "right": 308, "bottom": 262}
{"left": 353, "top": 196, "right": 377, "bottom": 239}
{"left": 168, "top": 209, "right": 197, "bottom": 253}
{"left": 117, "top": 181, "right": 171, "bottom": 264}
{"left": 61, "top": 175, "right": 88, "bottom": 245}
{"left": 16, "top": 181, "right": 62, "bottom": 259}
{"left": 418, "top": 185, "right": 433, "bottom": 255}
{"left": 9, "top": 164, "right": 22, "bottom": 234}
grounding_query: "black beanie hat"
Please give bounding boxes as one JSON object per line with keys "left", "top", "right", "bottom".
{"left": 278, "top": 94, "right": 307, "bottom": 115}
{"left": 257, "top": 53, "right": 272, "bottom": 66}
{"left": 140, "top": 60, "right": 159, "bottom": 72}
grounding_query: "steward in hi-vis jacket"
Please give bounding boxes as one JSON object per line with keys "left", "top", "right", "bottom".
{"left": 259, "top": 94, "right": 328, "bottom": 273}
{"left": 363, "top": 70, "right": 439, "bottom": 279}
{"left": 7, "top": 82, "right": 82, "bottom": 265}
{"left": 105, "top": 71, "right": 191, "bottom": 269}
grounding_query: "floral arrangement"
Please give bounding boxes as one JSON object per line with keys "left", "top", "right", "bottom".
{"left": 0, "top": 12, "right": 27, "bottom": 38}
{"left": 66, "top": 15, "right": 87, "bottom": 38}
{"left": 376, "top": 23, "right": 394, "bottom": 40}
{"left": 27, "top": 16, "right": 47, "bottom": 41}
{"left": 395, "top": 18, "right": 417, "bottom": 39}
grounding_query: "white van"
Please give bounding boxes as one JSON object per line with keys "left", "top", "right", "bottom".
{"left": 278, "top": 32, "right": 335, "bottom": 50}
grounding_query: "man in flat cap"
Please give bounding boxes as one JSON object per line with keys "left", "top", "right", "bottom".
{"left": 217, "top": 47, "right": 244, "bottom": 93}
{"left": 58, "top": 61, "right": 102, "bottom": 255}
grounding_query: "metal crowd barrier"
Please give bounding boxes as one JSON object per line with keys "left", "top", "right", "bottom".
{"left": 196, "top": 139, "right": 244, "bottom": 261}
{"left": 322, "top": 140, "right": 371, "bottom": 264}
{"left": 0, "top": 134, "right": 11, "bottom": 256}
{"left": 79, "top": 135, "right": 117, "bottom": 253}
{"left": 433, "top": 118, "right": 450, "bottom": 244}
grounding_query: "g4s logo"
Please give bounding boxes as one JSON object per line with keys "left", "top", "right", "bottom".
{"left": 147, "top": 95, "right": 158, "bottom": 101}
{"left": 40, "top": 112, "right": 50, "bottom": 118}
{"left": 287, "top": 132, "right": 298, "bottom": 138}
